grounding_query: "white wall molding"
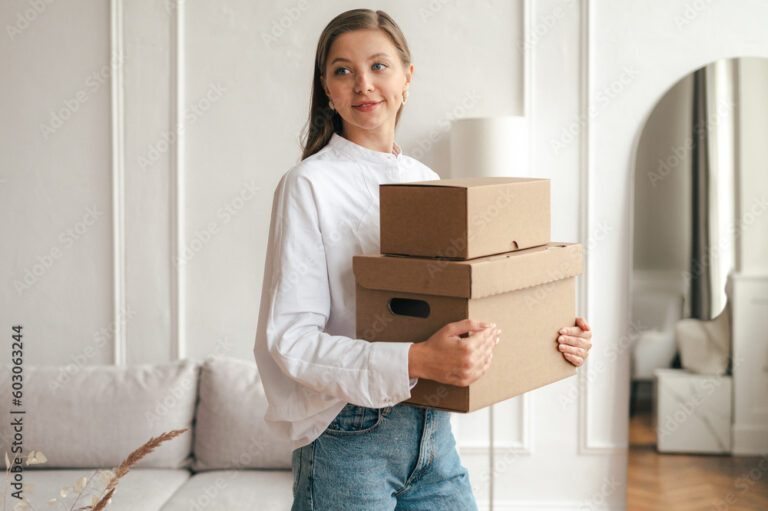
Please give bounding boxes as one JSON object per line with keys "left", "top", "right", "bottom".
{"left": 170, "top": 0, "right": 186, "bottom": 361}
{"left": 732, "top": 426, "right": 768, "bottom": 455}
{"left": 729, "top": 272, "right": 768, "bottom": 455}
{"left": 524, "top": 0, "right": 535, "bottom": 142}
{"left": 457, "top": 394, "right": 534, "bottom": 456}
{"left": 110, "top": 0, "right": 126, "bottom": 366}
{"left": 577, "top": 0, "right": 625, "bottom": 455}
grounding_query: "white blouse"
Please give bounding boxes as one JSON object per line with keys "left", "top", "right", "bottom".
{"left": 253, "top": 132, "right": 441, "bottom": 450}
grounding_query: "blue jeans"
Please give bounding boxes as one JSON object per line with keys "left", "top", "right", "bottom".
{"left": 291, "top": 402, "right": 478, "bottom": 510}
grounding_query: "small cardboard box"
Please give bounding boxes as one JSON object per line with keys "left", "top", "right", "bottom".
{"left": 353, "top": 242, "right": 582, "bottom": 412}
{"left": 380, "top": 177, "right": 550, "bottom": 260}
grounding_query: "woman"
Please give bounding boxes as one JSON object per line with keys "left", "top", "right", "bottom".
{"left": 253, "top": 8, "right": 593, "bottom": 510}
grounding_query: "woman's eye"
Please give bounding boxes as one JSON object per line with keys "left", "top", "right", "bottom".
{"left": 333, "top": 63, "right": 386, "bottom": 75}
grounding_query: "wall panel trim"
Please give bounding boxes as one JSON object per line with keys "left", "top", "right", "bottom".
{"left": 577, "top": 0, "right": 625, "bottom": 455}
{"left": 110, "top": 0, "right": 126, "bottom": 366}
{"left": 170, "top": 0, "right": 186, "bottom": 360}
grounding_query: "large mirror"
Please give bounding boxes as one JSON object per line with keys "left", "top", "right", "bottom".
{"left": 628, "top": 57, "right": 768, "bottom": 508}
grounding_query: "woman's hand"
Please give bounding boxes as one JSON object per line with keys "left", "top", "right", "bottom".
{"left": 557, "top": 317, "right": 592, "bottom": 367}
{"left": 409, "top": 319, "right": 500, "bottom": 387}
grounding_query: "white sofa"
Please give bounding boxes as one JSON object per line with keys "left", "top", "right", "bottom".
{"left": 0, "top": 357, "right": 295, "bottom": 510}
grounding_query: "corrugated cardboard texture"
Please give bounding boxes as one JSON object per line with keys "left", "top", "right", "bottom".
{"left": 354, "top": 242, "right": 582, "bottom": 412}
{"left": 380, "top": 177, "right": 550, "bottom": 259}
{"left": 353, "top": 243, "right": 582, "bottom": 299}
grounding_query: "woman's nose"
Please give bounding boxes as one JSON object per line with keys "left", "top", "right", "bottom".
{"left": 354, "top": 71, "right": 374, "bottom": 93}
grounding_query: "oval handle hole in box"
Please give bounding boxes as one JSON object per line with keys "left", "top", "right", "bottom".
{"left": 388, "top": 298, "right": 430, "bottom": 318}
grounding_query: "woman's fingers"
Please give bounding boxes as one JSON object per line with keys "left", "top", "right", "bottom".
{"left": 451, "top": 319, "right": 495, "bottom": 339}
{"left": 558, "top": 343, "right": 588, "bottom": 357}
{"left": 557, "top": 334, "right": 592, "bottom": 350}
{"left": 466, "top": 326, "right": 499, "bottom": 367}
{"left": 480, "top": 328, "right": 499, "bottom": 359}
{"left": 483, "top": 352, "right": 494, "bottom": 371}
{"left": 559, "top": 325, "right": 592, "bottom": 338}
{"left": 563, "top": 352, "right": 584, "bottom": 367}
{"left": 575, "top": 317, "right": 591, "bottom": 331}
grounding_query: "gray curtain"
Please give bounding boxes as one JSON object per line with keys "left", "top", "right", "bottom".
{"left": 689, "top": 62, "right": 736, "bottom": 320}
{"left": 690, "top": 68, "right": 713, "bottom": 319}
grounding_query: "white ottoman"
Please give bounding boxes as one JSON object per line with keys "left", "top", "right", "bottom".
{"left": 654, "top": 368, "right": 732, "bottom": 454}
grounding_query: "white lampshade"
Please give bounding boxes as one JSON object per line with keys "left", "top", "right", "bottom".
{"left": 449, "top": 116, "right": 528, "bottom": 179}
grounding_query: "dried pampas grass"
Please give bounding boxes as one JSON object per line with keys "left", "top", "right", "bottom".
{"left": 3, "top": 427, "right": 189, "bottom": 511}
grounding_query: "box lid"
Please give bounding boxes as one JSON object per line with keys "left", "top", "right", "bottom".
{"left": 353, "top": 242, "right": 582, "bottom": 299}
{"left": 381, "top": 176, "right": 548, "bottom": 189}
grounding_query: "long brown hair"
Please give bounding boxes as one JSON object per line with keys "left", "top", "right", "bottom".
{"left": 300, "top": 9, "right": 412, "bottom": 160}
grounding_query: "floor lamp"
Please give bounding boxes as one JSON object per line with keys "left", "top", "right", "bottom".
{"left": 449, "top": 116, "right": 528, "bottom": 510}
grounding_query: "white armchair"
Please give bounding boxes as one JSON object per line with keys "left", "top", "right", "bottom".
{"left": 631, "top": 289, "right": 685, "bottom": 381}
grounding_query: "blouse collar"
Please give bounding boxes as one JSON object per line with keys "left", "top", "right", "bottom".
{"left": 327, "top": 132, "right": 402, "bottom": 164}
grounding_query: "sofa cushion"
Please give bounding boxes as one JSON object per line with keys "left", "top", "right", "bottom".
{"left": 158, "top": 470, "right": 293, "bottom": 510}
{"left": 192, "top": 356, "right": 293, "bottom": 470}
{"left": 18, "top": 468, "right": 190, "bottom": 511}
{"left": 0, "top": 359, "right": 198, "bottom": 469}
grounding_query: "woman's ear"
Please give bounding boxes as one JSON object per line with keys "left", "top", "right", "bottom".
{"left": 404, "top": 63, "right": 414, "bottom": 90}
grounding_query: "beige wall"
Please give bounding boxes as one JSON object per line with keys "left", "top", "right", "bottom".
{"left": 633, "top": 75, "right": 693, "bottom": 273}
{"left": 0, "top": 0, "right": 524, "bottom": 366}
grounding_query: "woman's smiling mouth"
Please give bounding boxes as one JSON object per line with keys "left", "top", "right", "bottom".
{"left": 352, "top": 101, "right": 381, "bottom": 112}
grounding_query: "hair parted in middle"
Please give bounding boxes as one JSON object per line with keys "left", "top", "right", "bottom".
{"left": 300, "top": 9, "right": 412, "bottom": 160}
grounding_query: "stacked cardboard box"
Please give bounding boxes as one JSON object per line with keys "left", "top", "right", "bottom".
{"left": 353, "top": 177, "right": 583, "bottom": 412}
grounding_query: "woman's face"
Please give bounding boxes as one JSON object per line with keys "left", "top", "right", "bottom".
{"left": 321, "top": 29, "right": 413, "bottom": 141}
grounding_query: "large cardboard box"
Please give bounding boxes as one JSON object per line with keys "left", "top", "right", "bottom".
{"left": 353, "top": 242, "right": 582, "bottom": 412}
{"left": 379, "top": 177, "right": 550, "bottom": 260}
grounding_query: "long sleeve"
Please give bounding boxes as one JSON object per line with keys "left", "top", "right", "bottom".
{"left": 261, "top": 170, "right": 416, "bottom": 408}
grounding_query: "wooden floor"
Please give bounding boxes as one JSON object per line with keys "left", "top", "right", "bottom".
{"left": 627, "top": 399, "right": 768, "bottom": 511}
